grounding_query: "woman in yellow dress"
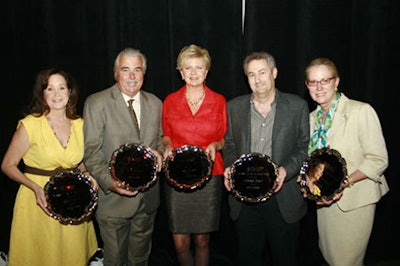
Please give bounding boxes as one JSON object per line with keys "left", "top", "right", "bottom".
{"left": 1, "top": 68, "right": 98, "bottom": 266}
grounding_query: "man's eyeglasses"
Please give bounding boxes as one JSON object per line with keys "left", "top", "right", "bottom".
{"left": 305, "top": 77, "right": 335, "bottom": 87}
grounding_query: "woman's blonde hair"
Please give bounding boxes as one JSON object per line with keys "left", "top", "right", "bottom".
{"left": 176, "top": 44, "right": 211, "bottom": 70}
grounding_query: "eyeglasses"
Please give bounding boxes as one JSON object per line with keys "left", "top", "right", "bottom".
{"left": 305, "top": 77, "right": 335, "bottom": 87}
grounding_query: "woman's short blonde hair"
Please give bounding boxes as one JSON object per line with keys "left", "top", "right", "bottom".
{"left": 176, "top": 44, "right": 211, "bottom": 70}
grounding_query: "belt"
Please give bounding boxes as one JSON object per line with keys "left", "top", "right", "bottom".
{"left": 24, "top": 165, "right": 78, "bottom": 176}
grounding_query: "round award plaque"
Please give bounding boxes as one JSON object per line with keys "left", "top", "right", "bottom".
{"left": 229, "top": 153, "right": 278, "bottom": 203}
{"left": 299, "top": 146, "right": 348, "bottom": 201}
{"left": 109, "top": 143, "right": 158, "bottom": 192}
{"left": 44, "top": 171, "right": 98, "bottom": 224}
{"left": 164, "top": 145, "right": 213, "bottom": 190}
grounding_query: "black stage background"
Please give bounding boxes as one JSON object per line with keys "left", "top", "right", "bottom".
{"left": 1, "top": 1, "right": 400, "bottom": 265}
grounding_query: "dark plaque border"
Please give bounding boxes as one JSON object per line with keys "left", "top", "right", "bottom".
{"left": 229, "top": 152, "right": 278, "bottom": 203}
{"left": 164, "top": 145, "right": 213, "bottom": 191}
{"left": 299, "top": 146, "right": 348, "bottom": 201}
{"left": 44, "top": 171, "right": 98, "bottom": 224}
{"left": 109, "top": 143, "right": 158, "bottom": 192}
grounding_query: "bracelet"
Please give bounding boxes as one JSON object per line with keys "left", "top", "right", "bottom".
{"left": 347, "top": 175, "right": 354, "bottom": 187}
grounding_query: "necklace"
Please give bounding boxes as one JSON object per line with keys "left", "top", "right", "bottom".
{"left": 186, "top": 89, "right": 205, "bottom": 107}
{"left": 47, "top": 116, "right": 71, "bottom": 149}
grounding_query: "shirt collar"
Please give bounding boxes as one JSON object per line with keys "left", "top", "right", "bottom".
{"left": 121, "top": 91, "right": 141, "bottom": 104}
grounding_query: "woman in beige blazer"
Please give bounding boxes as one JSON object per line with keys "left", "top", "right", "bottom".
{"left": 304, "top": 58, "right": 389, "bottom": 266}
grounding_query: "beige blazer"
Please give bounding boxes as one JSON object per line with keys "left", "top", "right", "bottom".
{"left": 83, "top": 84, "right": 163, "bottom": 217}
{"left": 310, "top": 93, "right": 389, "bottom": 211}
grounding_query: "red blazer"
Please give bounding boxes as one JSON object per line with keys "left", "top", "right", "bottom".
{"left": 162, "top": 85, "right": 227, "bottom": 175}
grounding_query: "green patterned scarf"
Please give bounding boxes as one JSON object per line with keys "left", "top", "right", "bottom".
{"left": 308, "top": 92, "right": 341, "bottom": 154}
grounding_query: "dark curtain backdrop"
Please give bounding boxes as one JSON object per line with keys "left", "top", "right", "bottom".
{"left": 1, "top": 1, "right": 399, "bottom": 265}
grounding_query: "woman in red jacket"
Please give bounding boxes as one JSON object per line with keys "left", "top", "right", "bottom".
{"left": 162, "top": 44, "right": 227, "bottom": 266}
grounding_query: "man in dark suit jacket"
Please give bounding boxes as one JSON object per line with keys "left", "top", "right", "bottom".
{"left": 83, "top": 48, "right": 163, "bottom": 266}
{"left": 223, "top": 51, "right": 309, "bottom": 266}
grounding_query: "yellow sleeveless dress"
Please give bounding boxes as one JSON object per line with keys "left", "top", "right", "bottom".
{"left": 8, "top": 115, "right": 97, "bottom": 266}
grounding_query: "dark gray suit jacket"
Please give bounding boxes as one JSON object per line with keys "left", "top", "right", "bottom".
{"left": 223, "top": 90, "right": 309, "bottom": 223}
{"left": 83, "top": 84, "right": 163, "bottom": 217}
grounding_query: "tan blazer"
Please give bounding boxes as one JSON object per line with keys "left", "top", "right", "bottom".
{"left": 83, "top": 84, "right": 163, "bottom": 217}
{"left": 310, "top": 93, "right": 389, "bottom": 211}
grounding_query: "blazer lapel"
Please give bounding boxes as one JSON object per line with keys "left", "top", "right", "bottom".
{"left": 271, "top": 90, "right": 284, "bottom": 145}
{"left": 139, "top": 92, "right": 151, "bottom": 140}
{"left": 329, "top": 94, "right": 350, "bottom": 139}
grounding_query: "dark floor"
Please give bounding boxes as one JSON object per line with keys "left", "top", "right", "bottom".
{"left": 90, "top": 182, "right": 400, "bottom": 266}
{"left": 3, "top": 177, "right": 399, "bottom": 266}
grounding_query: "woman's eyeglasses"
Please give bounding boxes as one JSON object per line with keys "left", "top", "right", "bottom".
{"left": 306, "top": 77, "right": 335, "bottom": 87}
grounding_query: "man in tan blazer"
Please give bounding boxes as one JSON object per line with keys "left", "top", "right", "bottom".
{"left": 83, "top": 48, "right": 163, "bottom": 266}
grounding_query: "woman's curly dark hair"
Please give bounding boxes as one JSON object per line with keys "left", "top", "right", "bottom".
{"left": 26, "top": 67, "right": 80, "bottom": 119}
